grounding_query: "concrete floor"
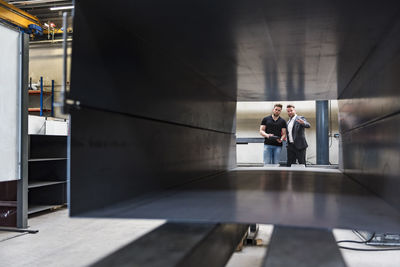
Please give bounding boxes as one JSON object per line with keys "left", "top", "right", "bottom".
{"left": 1, "top": 209, "right": 400, "bottom": 266}
{"left": 0, "top": 209, "right": 164, "bottom": 267}
{"left": 228, "top": 225, "right": 400, "bottom": 267}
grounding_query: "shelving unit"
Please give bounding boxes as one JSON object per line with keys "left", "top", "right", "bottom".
{"left": 28, "top": 77, "right": 54, "bottom": 116}
{"left": 0, "top": 181, "right": 18, "bottom": 227}
{"left": 28, "top": 134, "right": 67, "bottom": 215}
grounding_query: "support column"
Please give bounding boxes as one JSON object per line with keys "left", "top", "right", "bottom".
{"left": 316, "top": 100, "right": 329, "bottom": 165}
{"left": 17, "top": 32, "right": 29, "bottom": 228}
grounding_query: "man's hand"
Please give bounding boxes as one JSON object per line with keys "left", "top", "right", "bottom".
{"left": 296, "top": 118, "right": 305, "bottom": 124}
{"left": 276, "top": 139, "right": 282, "bottom": 143}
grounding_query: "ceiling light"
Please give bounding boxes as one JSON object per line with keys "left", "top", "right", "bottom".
{"left": 50, "top": 5, "right": 74, "bottom": 11}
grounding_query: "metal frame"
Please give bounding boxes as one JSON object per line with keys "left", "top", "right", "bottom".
{"left": 17, "top": 31, "right": 29, "bottom": 228}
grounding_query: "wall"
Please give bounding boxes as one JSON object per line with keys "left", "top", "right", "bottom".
{"left": 236, "top": 101, "right": 339, "bottom": 165}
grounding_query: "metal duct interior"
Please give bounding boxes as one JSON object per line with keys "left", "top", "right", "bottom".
{"left": 69, "top": 0, "right": 400, "bottom": 232}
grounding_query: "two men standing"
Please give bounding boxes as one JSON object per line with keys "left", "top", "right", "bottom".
{"left": 260, "top": 104, "right": 310, "bottom": 166}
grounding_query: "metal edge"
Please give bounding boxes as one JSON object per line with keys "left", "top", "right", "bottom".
{"left": 17, "top": 31, "right": 29, "bottom": 228}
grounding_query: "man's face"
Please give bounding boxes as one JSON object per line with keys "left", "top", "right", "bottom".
{"left": 287, "top": 107, "right": 296, "bottom": 118}
{"left": 272, "top": 106, "right": 282, "bottom": 116}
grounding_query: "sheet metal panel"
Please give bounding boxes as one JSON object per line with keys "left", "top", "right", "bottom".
{"left": 262, "top": 226, "right": 346, "bottom": 267}
{"left": 338, "top": 14, "right": 400, "bottom": 211}
{"left": 79, "top": 169, "right": 400, "bottom": 233}
{"left": 341, "top": 114, "right": 400, "bottom": 209}
{"left": 338, "top": 16, "right": 400, "bottom": 133}
{"left": 70, "top": 1, "right": 400, "bottom": 102}
{"left": 69, "top": 107, "right": 236, "bottom": 215}
{"left": 68, "top": 0, "right": 400, "bottom": 230}
{"left": 70, "top": 1, "right": 237, "bottom": 133}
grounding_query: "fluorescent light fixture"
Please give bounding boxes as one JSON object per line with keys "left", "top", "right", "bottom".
{"left": 50, "top": 5, "right": 74, "bottom": 11}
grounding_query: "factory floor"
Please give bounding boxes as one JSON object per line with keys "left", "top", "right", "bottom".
{"left": 1, "top": 208, "right": 399, "bottom": 266}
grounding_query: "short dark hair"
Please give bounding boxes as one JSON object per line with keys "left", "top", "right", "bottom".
{"left": 286, "top": 104, "right": 295, "bottom": 109}
{"left": 274, "top": 103, "right": 282, "bottom": 109}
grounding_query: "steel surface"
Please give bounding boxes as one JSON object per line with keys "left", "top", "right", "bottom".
{"left": 69, "top": 107, "right": 236, "bottom": 216}
{"left": 70, "top": 0, "right": 400, "bottom": 102}
{"left": 68, "top": 0, "right": 400, "bottom": 234}
{"left": 262, "top": 226, "right": 346, "bottom": 267}
{"left": 79, "top": 169, "right": 400, "bottom": 233}
{"left": 338, "top": 13, "right": 400, "bottom": 211}
{"left": 341, "top": 114, "right": 400, "bottom": 210}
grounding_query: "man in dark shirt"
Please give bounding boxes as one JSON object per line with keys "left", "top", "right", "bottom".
{"left": 259, "top": 104, "right": 287, "bottom": 165}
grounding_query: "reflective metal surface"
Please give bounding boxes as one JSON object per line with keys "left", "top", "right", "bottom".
{"left": 69, "top": 0, "right": 400, "bottom": 231}
{"left": 341, "top": 114, "right": 400, "bottom": 209}
{"left": 70, "top": 1, "right": 400, "bottom": 104}
{"left": 69, "top": 107, "right": 236, "bottom": 215}
{"left": 338, "top": 18, "right": 400, "bottom": 133}
{"left": 262, "top": 226, "right": 346, "bottom": 267}
{"left": 339, "top": 13, "right": 400, "bottom": 209}
{"left": 71, "top": 1, "right": 237, "bottom": 132}
{"left": 81, "top": 169, "right": 400, "bottom": 232}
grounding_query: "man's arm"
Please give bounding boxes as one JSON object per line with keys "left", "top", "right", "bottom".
{"left": 276, "top": 127, "right": 286, "bottom": 143}
{"left": 259, "top": 125, "right": 272, "bottom": 138}
{"left": 296, "top": 117, "right": 311, "bottom": 128}
{"left": 281, "top": 128, "right": 287, "bottom": 141}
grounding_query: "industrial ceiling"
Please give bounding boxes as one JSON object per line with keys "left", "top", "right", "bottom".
{"left": 5, "top": 0, "right": 72, "bottom": 29}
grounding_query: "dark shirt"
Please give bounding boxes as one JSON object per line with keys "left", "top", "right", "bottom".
{"left": 261, "top": 115, "right": 287, "bottom": 146}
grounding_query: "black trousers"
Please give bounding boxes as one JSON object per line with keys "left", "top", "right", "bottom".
{"left": 287, "top": 143, "right": 306, "bottom": 166}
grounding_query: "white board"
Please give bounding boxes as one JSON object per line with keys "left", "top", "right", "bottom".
{"left": 0, "top": 25, "right": 20, "bottom": 181}
{"left": 45, "top": 120, "right": 69, "bottom": 136}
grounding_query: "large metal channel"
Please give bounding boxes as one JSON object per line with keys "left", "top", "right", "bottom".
{"left": 91, "top": 223, "right": 248, "bottom": 267}
{"left": 80, "top": 169, "right": 400, "bottom": 233}
{"left": 69, "top": 107, "right": 236, "bottom": 216}
{"left": 262, "top": 226, "right": 346, "bottom": 267}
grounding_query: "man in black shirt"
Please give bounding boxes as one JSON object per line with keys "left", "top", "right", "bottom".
{"left": 259, "top": 104, "right": 287, "bottom": 165}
